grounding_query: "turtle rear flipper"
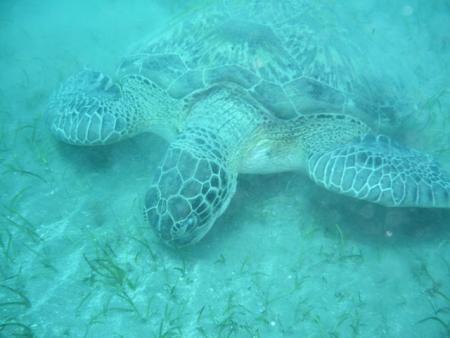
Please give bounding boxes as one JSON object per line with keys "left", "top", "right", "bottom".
{"left": 308, "top": 134, "right": 450, "bottom": 208}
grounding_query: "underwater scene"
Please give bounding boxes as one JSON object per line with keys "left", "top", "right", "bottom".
{"left": 1, "top": 0, "right": 450, "bottom": 337}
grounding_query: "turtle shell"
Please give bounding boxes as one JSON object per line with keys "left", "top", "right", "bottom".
{"left": 116, "top": 0, "right": 395, "bottom": 121}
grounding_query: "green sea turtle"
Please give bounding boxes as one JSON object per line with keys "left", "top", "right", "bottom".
{"left": 47, "top": 1, "right": 450, "bottom": 247}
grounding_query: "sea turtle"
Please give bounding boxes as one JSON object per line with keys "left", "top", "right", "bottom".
{"left": 47, "top": 0, "right": 450, "bottom": 247}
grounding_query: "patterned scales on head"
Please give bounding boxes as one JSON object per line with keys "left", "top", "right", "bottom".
{"left": 47, "top": 0, "right": 450, "bottom": 247}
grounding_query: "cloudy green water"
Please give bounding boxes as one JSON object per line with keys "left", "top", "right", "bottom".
{"left": 1, "top": 1, "right": 450, "bottom": 337}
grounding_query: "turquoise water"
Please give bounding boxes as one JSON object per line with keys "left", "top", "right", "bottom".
{"left": 1, "top": 1, "right": 450, "bottom": 337}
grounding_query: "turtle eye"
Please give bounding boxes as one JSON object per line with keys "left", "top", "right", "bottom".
{"left": 183, "top": 214, "right": 198, "bottom": 231}
{"left": 168, "top": 214, "right": 201, "bottom": 247}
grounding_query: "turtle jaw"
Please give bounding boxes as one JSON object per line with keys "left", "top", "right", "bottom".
{"left": 144, "top": 196, "right": 216, "bottom": 248}
{"left": 159, "top": 215, "right": 216, "bottom": 248}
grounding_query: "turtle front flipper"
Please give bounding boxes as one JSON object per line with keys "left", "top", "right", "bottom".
{"left": 308, "top": 134, "right": 450, "bottom": 208}
{"left": 47, "top": 70, "right": 178, "bottom": 145}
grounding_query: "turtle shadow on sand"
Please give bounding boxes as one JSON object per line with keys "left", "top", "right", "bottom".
{"left": 182, "top": 172, "right": 450, "bottom": 255}
{"left": 308, "top": 187, "right": 450, "bottom": 247}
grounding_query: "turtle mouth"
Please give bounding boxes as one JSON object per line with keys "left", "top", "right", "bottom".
{"left": 166, "top": 233, "right": 197, "bottom": 248}
{"left": 167, "top": 215, "right": 201, "bottom": 247}
{"left": 169, "top": 213, "right": 222, "bottom": 248}
{"left": 145, "top": 202, "right": 210, "bottom": 247}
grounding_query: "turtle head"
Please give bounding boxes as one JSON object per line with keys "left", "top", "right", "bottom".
{"left": 144, "top": 146, "right": 235, "bottom": 247}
